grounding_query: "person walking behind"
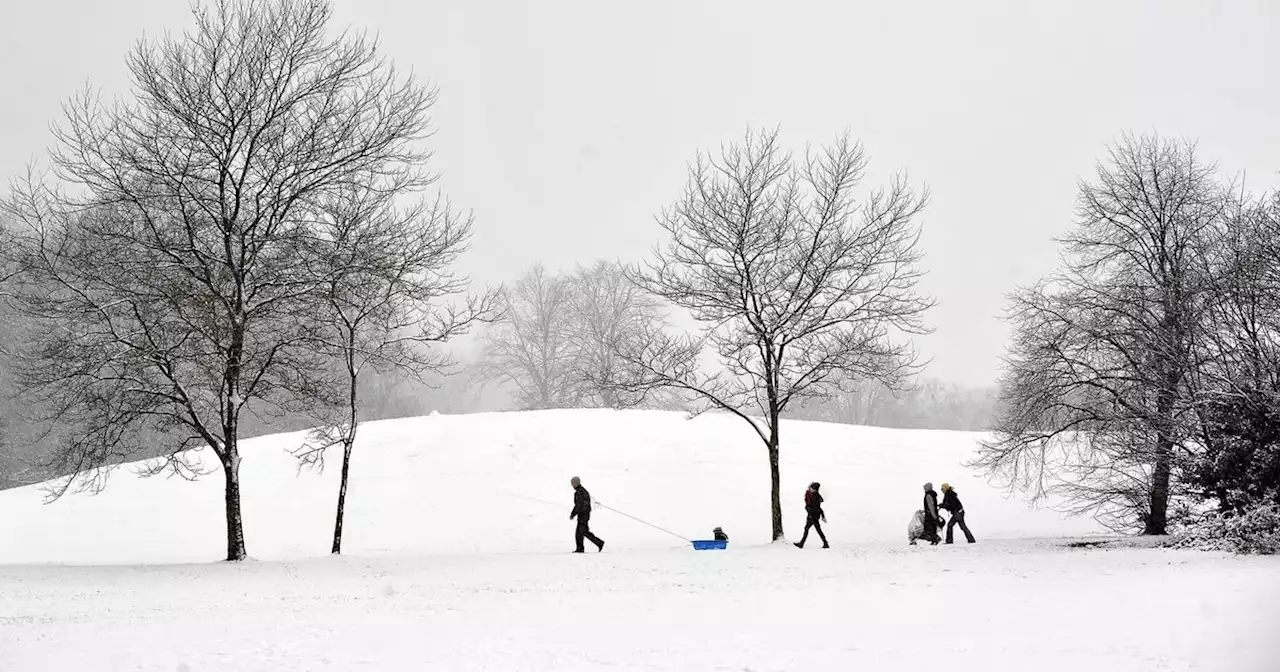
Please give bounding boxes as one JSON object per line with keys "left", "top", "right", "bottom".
{"left": 940, "top": 482, "right": 976, "bottom": 544}
{"left": 794, "top": 482, "right": 829, "bottom": 549}
{"left": 922, "top": 482, "right": 942, "bottom": 545}
{"left": 569, "top": 476, "right": 605, "bottom": 553}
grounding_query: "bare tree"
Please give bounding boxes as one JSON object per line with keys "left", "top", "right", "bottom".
{"left": 477, "top": 265, "right": 581, "bottom": 409}
{"left": 293, "top": 182, "right": 498, "bottom": 554}
{"left": 609, "top": 128, "right": 933, "bottom": 540}
{"left": 844, "top": 378, "right": 889, "bottom": 425}
{"left": 1, "top": 0, "right": 434, "bottom": 560}
{"left": 567, "top": 260, "right": 664, "bottom": 408}
{"left": 976, "top": 135, "right": 1224, "bottom": 534}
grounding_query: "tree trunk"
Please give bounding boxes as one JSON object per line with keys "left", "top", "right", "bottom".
{"left": 332, "top": 441, "right": 353, "bottom": 554}
{"left": 1146, "top": 387, "right": 1176, "bottom": 535}
{"left": 222, "top": 447, "right": 247, "bottom": 561}
{"left": 769, "top": 420, "right": 783, "bottom": 541}
{"left": 1146, "top": 435, "right": 1173, "bottom": 535}
{"left": 333, "top": 351, "right": 360, "bottom": 555}
{"left": 224, "top": 311, "right": 248, "bottom": 561}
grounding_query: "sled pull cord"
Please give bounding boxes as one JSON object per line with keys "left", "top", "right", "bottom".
{"left": 594, "top": 500, "right": 691, "bottom": 543}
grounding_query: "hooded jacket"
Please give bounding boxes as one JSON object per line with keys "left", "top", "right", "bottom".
{"left": 923, "top": 488, "right": 940, "bottom": 521}
{"left": 571, "top": 485, "right": 592, "bottom": 520}
{"left": 804, "top": 489, "right": 824, "bottom": 520}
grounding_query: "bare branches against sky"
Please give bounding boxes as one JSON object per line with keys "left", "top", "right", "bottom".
{"left": 3, "top": 1, "right": 1276, "bottom": 388}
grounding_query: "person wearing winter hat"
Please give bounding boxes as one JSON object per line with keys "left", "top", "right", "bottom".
{"left": 922, "top": 482, "right": 942, "bottom": 545}
{"left": 794, "top": 482, "right": 829, "bottom": 549}
{"left": 569, "top": 476, "right": 605, "bottom": 553}
{"left": 940, "top": 482, "right": 976, "bottom": 544}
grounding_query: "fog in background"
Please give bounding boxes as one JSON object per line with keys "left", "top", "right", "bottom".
{"left": 1, "top": 0, "right": 1276, "bottom": 475}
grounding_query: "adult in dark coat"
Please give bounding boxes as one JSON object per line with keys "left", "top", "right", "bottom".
{"left": 794, "top": 482, "right": 829, "bottom": 549}
{"left": 940, "top": 482, "right": 976, "bottom": 544}
{"left": 922, "top": 482, "right": 942, "bottom": 545}
{"left": 569, "top": 476, "right": 604, "bottom": 553}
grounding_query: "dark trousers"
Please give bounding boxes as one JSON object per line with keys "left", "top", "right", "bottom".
{"left": 923, "top": 515, "right": 941, "bottom": 543}
{"left": 797, "top": 516, "right": 828, "bottom": 547}
{"left": 575, "top": 517, "right": 603, "bottom": 552}
{"left": 946, "top": 510, "right": 976, "bottom": 544}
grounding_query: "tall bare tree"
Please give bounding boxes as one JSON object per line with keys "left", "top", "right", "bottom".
{"left": 477, "top": 265, "right": 581, "bottom": 409}
{"left": 1, "top": 0, "right": 434, "bottom": 560}
{"left": 976, "top": 135, "right": 1225, "bottom": 534}
{"left": 293, "top": 182, "right": 497, "bottom": 554}
{"left": 610, "top": 128, "right": 933, "bottom": 540}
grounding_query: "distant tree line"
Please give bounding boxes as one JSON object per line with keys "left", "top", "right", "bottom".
{"left": 787, "top": 377, "right": 997, "bottom": 431}
{"left": 471, "top": 263, "right": 996, "bottom": 432}
{"left": 472, "top": 261, "right": 670, "bottom": 410}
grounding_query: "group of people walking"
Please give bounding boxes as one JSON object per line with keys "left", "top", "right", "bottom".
{"left": 792, "top": 481, "right": 976, "bottom": 549}
{"left": 567, "top": 476, "right": 975, "bottom": 553}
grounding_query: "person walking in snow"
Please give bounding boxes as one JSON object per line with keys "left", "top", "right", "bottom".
{"left": 940, "top": 482, "right": 976, "bottom": 544}
{"left": 794, "top": 482, "right": 829, "bottom": 549}
{"left": 922, "top": 482, "right": 942, "bottom": 545}
{"left": 569, "top": 476, "right": 605, "bottom": 553}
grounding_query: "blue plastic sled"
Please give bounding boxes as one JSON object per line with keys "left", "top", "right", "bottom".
{"left": 691, "top": 539, "right": 728, "bottom": 550}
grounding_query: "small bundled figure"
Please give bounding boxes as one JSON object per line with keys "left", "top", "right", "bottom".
{"left": 907, "top": 509, "right": 927, "bottom": 545}
{"left": 713, "top": 526, "right": 729, "bottom": 542}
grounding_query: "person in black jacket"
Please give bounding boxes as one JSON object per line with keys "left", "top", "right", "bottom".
{"left": 569, "top": 476, "right": 604, "bottom": 553}
{"left": 922, "top": 482, "right": 942, "bottom": 545}
{"left": 794, "top": 482, "right": 829, "bottom": 549}
{"left": 940, "top": 482, "right": 976, "bottom": 544}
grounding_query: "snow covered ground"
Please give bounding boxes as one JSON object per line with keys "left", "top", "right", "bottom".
{"left": 1, "top": 410, "right": 1277, "bottom": 670}
{"left": 2, "top": 540, "right": 1276, "bottom": 671}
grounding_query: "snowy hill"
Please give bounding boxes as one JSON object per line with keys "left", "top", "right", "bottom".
{"left": 0, "top": 410, "right": 1100, "bottom": 564}
{"left": 3, "top": 410, "right": 1278, "bottom": 671}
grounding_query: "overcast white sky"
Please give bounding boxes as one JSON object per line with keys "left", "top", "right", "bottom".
{"left": 2, "top": 0, "right": 1276, "bottom": 386}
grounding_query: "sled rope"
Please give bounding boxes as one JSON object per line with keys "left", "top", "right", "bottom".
{"left": 593, "top": 500, "right": 691, "bottom": 543}
{"left": 503, "top": 490, "right": 692, "bottom": 543}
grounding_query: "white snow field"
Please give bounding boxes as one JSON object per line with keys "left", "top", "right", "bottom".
{"left": 1, "top": 410, "right": 1277, "bottom": 671}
